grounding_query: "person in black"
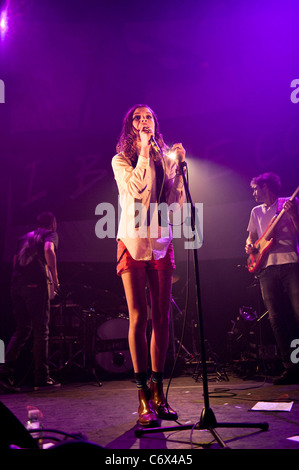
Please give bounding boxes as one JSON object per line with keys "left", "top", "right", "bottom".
{"left": 0, "top": 212, "right": 61, "bottom": 391}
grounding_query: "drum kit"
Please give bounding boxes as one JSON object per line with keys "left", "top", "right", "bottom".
{"left": 49, "top": 284, "right": 133, "bottom": 379}
{"left": 48, "top": 274, "right": 186, "bottom": 381}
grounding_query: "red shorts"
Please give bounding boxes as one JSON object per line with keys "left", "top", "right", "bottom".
{"left": 116, "top": 240, "right": 176, "bottom": 276}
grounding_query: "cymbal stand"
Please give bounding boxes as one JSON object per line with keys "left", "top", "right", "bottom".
{"left": 192, "top": 339, "right": 229, "bottom": 383}
{"left": 48, "top": 302, "right": 65, "bottom": 372}
{"left": 135, "top": 161, "right": 268, "bottom": 448}
{"left": 81, "top": 309, "right": 102, "bottom": 387}
{"left": 49, "top": 302, "right": 86, "bottom": 373}
{"left": 170, "top": 297, "right": 197, "bottom": 364}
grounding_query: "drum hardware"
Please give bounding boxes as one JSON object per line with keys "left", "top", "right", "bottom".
{"left": 95, "top": 336, "right": 129, "bottom": 353}
{"left": 91, "top": 289, "right": 128, "bottom": 316}
{"left": 170, "top": 299, "right": 228, "bottom": 381}
{"left": 169, "top": 297, "right": 197, "bottom": 366}
{"left": 192, "top": 339, "right": 229, "bottom": 383}
{"left": 63, "top": 341, "right": 86, "bottom": 370}
{"left": 49, "top": 303, "right": 85, "bottom": 373}
{"left": 112, "top": 352, "right": 126, "bottom": 367}
{"left": 169, "top": 298, "right": 179, "bottom": 364}
{"left": 227, "top": 306, "right": 278, "bottom": 377}
{"left": 94, "top": 315, "right": 133, "bottom": 376}
{"left": 60, "top": 282, "right": 128, "bottom": 316}
{"left": 49, "top": 282, "right": 129, "bottom": 382}
{"left": 49, "top": 285, "right": 132, "bottom": 381}
{"left": 49, "top": 303, "right": 82, "bottom": 339}
{"left": 48, "top": 305, "right": 103, "bottom": 386}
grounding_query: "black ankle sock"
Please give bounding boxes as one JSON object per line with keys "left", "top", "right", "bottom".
{"left": 135, "top": 372, "right": 148, "bottom": 390}
{"left": 151, "top": 371, "right": 164, "bottom": 383}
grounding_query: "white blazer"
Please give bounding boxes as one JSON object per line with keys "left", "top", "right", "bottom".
{"left": 112, "top": 153, "right": 184, "bottom": 260}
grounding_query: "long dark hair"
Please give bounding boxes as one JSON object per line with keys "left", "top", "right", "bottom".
{"left": 116, "top": 104, "right": 168, "bottom": 164}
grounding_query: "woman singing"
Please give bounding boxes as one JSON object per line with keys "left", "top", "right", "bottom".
{"left": 112, "top": 104, "right": 185, "bottom": 426}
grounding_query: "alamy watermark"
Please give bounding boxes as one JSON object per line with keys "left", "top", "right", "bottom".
{"left": 290, "top": 79, "right": 299, "bottom": 104}
{"left": 95, "top": 200, "right": 203, "bottom": 249}
{"left": 0, "top": 79, "right": 4, "bottom": 103}
{"left": 290, "top": 339, "right": 299, "bottom": 364}
{"left": 0, "top": 339, "right": 4, "bottom": 363}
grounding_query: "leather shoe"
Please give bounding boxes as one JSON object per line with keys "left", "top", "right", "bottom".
{"left": 150, "top": 381, "right": 178, "bottom": 421}
{"left": 34, "top": 377, "right": 61, "bottom": 391}
{"left": 138, "top": 388, "right": 158, "bottom": 426}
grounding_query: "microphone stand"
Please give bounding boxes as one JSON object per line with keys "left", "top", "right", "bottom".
{"left": 135, "top": 160, "right": 269, "bottom": 448}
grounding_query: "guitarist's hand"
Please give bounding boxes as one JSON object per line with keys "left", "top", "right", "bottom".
{"left": 245, "top": 244, "right": 252, "bottom": 254}
{"left": 245, "top": 233, "right": 258, "bottom": 254}
{"left": 284, "top": 199, "right": 299, "bottom": 233}
{"left": 284, "top": 200, "right": 297, "bottom": 217}
{"left": 245, "top": 243, "right": 257, "bottom": 254}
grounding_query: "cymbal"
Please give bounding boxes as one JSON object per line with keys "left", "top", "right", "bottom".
{"left": 59, "top": 284, "right": 127, "bottom": 313}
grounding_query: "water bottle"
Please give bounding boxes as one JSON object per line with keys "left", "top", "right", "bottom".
{"left": 26, "top": 406, "right": 43, "bottom": 448}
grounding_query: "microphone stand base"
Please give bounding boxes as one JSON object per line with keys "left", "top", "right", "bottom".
{"left": 135, "top": 407, "right": 269, "bottom": 449}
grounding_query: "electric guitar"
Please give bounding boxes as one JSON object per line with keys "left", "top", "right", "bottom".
{"left": 247, "top": 185, "right": 299, "bottom": 274}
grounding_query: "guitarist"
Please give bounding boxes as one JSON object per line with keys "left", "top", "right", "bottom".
{"left": 245, "top": 172, "right": 299, "bottom": 385}
{"left": 0, "top": 212, "right": 60, "bottom": 392}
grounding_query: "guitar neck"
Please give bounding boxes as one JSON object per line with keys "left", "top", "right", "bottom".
{"left": 265, "top": 185, "right": 299, "bottom": 240}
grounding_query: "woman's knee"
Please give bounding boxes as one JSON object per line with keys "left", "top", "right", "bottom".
{"left": 129, "top": 312, "right": 147, "bottom": 333}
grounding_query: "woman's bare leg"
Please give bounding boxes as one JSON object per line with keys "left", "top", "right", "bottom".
{"left": 147, "top": 269, "right": 173, "bottom": 372}
{"left": 121, "top": 269, "right": 148, "bottom": 373}
{"left": 147, "top": 269, "right": 177, "bottom": 420}
{"left": 121, "top": 269, "right": 159, "bottom": 426}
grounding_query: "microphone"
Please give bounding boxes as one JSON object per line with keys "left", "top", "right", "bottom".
{"left": 149, "top": 135, "right": 161, "bottom": 154}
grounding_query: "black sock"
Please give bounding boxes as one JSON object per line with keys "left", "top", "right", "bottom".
{"left": 151, "top": 371, "right": 164, "bottom": 384}
{"left": 135, "top": 372, "right": 148, "bottom": 390}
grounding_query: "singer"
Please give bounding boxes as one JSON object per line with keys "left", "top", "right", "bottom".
{"left": 112, "top": 104, "right": 185, "bottom": 426}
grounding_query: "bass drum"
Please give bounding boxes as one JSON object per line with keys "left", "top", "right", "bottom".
{"left": 94, "top": 315, "right": 133, "bottom": 376}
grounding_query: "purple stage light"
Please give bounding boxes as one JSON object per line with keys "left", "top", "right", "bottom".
{"left": 0, "top": 9, "right": 8, "bottom": 37}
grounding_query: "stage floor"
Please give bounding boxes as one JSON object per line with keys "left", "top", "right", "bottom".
{"left": 1, "top": 369, "right": 299, "bottom": 455}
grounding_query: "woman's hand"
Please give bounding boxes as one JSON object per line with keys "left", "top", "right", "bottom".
{"left": 171, "top": 143, "right": 186, "bottom": 168}
{"left": 139, "top": 126, "right": 154, "bottom": 154}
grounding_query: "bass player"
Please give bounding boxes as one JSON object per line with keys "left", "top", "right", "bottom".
{"left": 245, "top": 172, "right": 299, "bottom": 385}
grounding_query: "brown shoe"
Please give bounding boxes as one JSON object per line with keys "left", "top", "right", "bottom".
{"left": 138, "top": 388, "right": 158, "bottom": 426}
{"left": 150, "top": 381, "right": 178, "bottom": 420}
